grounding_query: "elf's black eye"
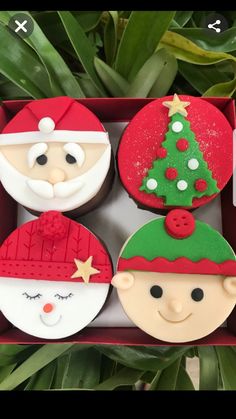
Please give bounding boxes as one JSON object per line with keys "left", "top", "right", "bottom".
{"left": 66, "top": 154, "right": 77, "bottom": 164}
{"left": 36, "top": 154, "right": 48, "bottom": 165}
{"left": 150, "top": 285, "right": 163, "bottom": 299}
{"left": 191, "top": 288, "right": 204, "bottom": 302}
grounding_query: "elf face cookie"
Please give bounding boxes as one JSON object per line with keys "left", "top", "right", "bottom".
{"left": 0, "top": 97, "right": 114, "bottom": 217}
{"left": 0, "top": 211, "right": 112, "bottom": 339}
{"left": 112, "top": 209, "right": 236, "bottom": 343}
{"left": 118, "top": 94, "right": 233, "bottom": 211}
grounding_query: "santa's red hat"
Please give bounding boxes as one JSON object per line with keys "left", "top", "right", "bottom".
{"left": 0, "top": 97, "right": 109, "bottom": 146}
{"left": 0, "top": 211, "right": 112, "bottom": 283}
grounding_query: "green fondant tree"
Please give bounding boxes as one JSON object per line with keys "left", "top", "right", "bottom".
{"left": 139, "top": 94, "right": 219, "bottom": 206}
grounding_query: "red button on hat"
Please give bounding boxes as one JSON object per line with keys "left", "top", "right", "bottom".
{"left": 165, "top": 209, "right": 195, "bottom": 239}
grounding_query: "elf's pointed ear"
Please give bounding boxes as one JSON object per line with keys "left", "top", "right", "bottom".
{"left": 223, "top": 277, "right": 236, "bottom": 296}
{"left": 112, "top": 272, "right": 135, "bottom": 290}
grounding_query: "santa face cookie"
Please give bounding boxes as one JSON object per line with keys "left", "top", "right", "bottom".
{"left": 118, "top": 94, "right": 233, "bottom": 211}
{"left": 0, "top": 97, "right": 114, "bottom": 217}
{"left": 0, "top": 211, "right": 112, "bottom": 339}
{"left": 112, "top": 210, "right": 236, "bottom": 343}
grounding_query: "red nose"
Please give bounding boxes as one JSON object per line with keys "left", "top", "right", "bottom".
{"left": 43, "top": 303, "right": 54, "bottom": 313}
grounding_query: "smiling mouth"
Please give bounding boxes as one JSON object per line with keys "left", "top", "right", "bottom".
{"left": 39, "top": 315, "right": 62, "bottom": 327}
{"left": 158, "top": 312, "right": 192, "bottom": 323}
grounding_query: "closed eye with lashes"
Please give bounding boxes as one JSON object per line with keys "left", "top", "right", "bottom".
{"left": 54, "top": 293, "right": 74, "bottom": 300}
{"left": 23, "top": 292, "right": 42, "bottom": 300}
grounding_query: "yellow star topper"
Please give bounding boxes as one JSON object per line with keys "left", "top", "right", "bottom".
{"left": 71, "top": 256, "right": 100, "bottom": 284}
{"left": 163, "top": 93, "right": 190, "bottom": 117}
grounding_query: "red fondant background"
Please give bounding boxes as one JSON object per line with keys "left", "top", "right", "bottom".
{"left": 118, "top": 95, "right": 233, "bottom": 210}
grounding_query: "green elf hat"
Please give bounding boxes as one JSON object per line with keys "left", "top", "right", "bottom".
{"left": 117, "top": 209, "right": 236, "bottom": 276}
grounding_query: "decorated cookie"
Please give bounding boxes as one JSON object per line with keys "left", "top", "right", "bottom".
{"left": 0, "top": 97, "right": 114, "bottom": 217}
{"left": 112, "top": 209, "right": 236, "bottom": 343}
{"left": 0, "top": 211, "right": 112, "bottom": 339}
{"left": 118, "top": 94, "right": 233, "bottom": 211}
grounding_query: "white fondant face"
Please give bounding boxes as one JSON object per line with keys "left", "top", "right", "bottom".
{"left": 0, "top": 278, "right": 109, "bottom": 339}
{"left": 112, "top": 271, "right": 236, "bottom": 343}
{"left": 0, "top": 142, "right": 111, "bottom": 212}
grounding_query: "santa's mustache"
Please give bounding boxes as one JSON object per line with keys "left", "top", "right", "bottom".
{"left": 26, "top": 179, "right": 83, "bottom": 199}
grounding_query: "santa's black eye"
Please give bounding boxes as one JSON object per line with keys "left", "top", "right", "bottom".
{"left": 36, "top": 154, "right": 48, "bottom": 165}
{"left": 66, "top": 154, "right": 77, "bottom": 164}
{"left": 191, "top": 288, "right": 204, "bottom": 302}
{"left": 150, "top": 285, "right": 163, "bottom": 298}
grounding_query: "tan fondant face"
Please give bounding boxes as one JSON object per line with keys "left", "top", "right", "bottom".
{"left": 112, "top": 271, "right": 236, "bottom": 343}
{"left": 0, "top": 142, "right": 107, "bottom": 181}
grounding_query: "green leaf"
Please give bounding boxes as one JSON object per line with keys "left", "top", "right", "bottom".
{"left": 149, "top": 52, "right": 178, "bottom": 97}
{"left": 0, "top": 343, "right": 74, "bottom": 390}
{"left": 149, "top": 371, "right": 162, "bottom": 390}
{"left": 178, "top": 61, "right": 231, "bottom": 94}
{"left": 95, "top": 345, "right": 191, "bottom": 372}
{"left": 75, "top": 73, "right": 103, "bottom": 97}
{"left": 0, "top": 24, "right": 50, "bottom": 98}
{"left": 104, "top": 11, "right": 118, "bottom": 66}
{"left": 61, "top": 348, "right": 101, "bottom": 389}
{"left": 160, "top": 31, "right": 236, "bottom": 65}
{"left": 95, "top": 367, "right": 143, "bottom": 390}
{"left": 0, "top": 11, "right": 84, "bottom": 97}
{"left": 198, "top": 347, "right": 219, "bottom": 390}
{"left": 174, "top": 11, "right": 193, "bottom": 27}
{"left": 175, "top": 365, "right": 195, "bottom": 390}
{"left": 0, "top": 364, "right": 17, "bottom": 383}
{"left": 94, "top": 57, "right": 129, "bottom": 96}
{"left": 24, "top": 361, "right": 56, "bottom": 390}
{"left": 216, "top": 347, "right": 236, "bottom": 390}
{"left": 58, "top": 11, "right": 106, "bottom": 96}
{"left": 115, "top": 11, "right": 175, "bottom": 81}
{"left": 203, "top": 75, "right": 236, "bottom": 97}
{"left": 127, "top": 49, "right": 171, "bottom": 97}
{"left": 152, "top": 358, "right": 181, "bottom": 390}
{"left": 0, "top": 345, "right": 40, "bottom": 367}
{"left": 172, "top": 27, "right": 236, "bottom": 52}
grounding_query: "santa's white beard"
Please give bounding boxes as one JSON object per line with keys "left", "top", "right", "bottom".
{"left": 0, "top": 146, "right": 111, "bottom": 212}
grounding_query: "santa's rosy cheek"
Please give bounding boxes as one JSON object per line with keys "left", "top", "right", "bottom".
{"left": 43, "top": 303, "right": 54, "bottom": 313}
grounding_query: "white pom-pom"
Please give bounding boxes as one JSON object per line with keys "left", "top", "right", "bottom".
{"left": 172, "top": 121, "right": 183, "bottom": 133}
{"left": 38, "top": 117, "right": 55, "bottom": 134}
{"left": 188, "top": 158, "right": 199, "bottom": 170}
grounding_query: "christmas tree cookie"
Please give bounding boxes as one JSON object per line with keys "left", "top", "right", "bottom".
{"left": 112, "top": 209, "right": 236, "bottom": 343}
{"left": 0, "top": 97, "right": 114, "bottom": 218}
{"left": 0, "top": 211, "right": 113, "bottom": 339}
{"left": 117, "top": 94, "right": 233, "bottom": 211}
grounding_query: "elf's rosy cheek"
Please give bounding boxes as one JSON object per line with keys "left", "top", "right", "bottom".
{"left": 43, "top": 303, "right": 54, "bottom": 313}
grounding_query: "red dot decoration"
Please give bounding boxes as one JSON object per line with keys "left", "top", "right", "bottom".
{"left": 165, "top": 209, "right": 195, "bottom": 239}
{"left": 156, "top": 147, "right": 167, "bottom": 159}
{"left": 176, "top": 138, "right": 189, "bottom": 152}
{"left": 165, "top": 167, "right": 178, "bottom": 180}
{"left": 195, "top": 179, "right": 208, "bottom": 192}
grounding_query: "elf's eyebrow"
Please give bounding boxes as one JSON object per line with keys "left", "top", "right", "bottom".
{"left": 27, "top": 143, "right": 48, "bottom": 168}
{"left": 63, "top": 143, "right": 85, "bottom": 167}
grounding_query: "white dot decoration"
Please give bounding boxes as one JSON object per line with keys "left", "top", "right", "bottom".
{"left": 146, "top": 178, "right": 158, "bottom": 190}
{"left": 172, "top": 121, "right": 183, "bottom": 133}
{"left": 188, "top": 158, "right": 199, "bottom": 170}
{"left": 177, "top": 180, "right": 188, "bottom": 191}
{"left": 38, "top": 117, "right": 55, "bottom": 134}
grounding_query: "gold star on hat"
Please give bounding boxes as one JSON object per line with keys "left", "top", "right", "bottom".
{"left": 71, "top": 256, "right": 100, "bottom": 283}
{"left": 163, "top": 93, "right": 190, "bottom": 117}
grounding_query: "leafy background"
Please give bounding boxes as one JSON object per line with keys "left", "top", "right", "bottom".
{"left": 0, "top": 10, "right": 236, "bottom": 390}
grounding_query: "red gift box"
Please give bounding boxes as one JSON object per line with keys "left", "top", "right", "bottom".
{"left": 0, "top": 97, "right": 235, "bottom": 346}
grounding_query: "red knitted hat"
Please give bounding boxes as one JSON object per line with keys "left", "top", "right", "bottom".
{"left": 0, "top": 211, "right": 112, "bottom": 283}
{"left": 0, "top": 96, "right": 109, "bottom": 145}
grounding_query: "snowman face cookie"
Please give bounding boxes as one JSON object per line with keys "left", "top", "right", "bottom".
{"left": 0, "top": 278, "right": 109, "bottom": 339}
{"left": 112, "top": 271, "right": 236, "bottom": 343}
{"left": 0, "top": 97, "right": 113, "bottom": 216}
{"left": 0, "top": 211, "right": 113, "bottom": 339}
